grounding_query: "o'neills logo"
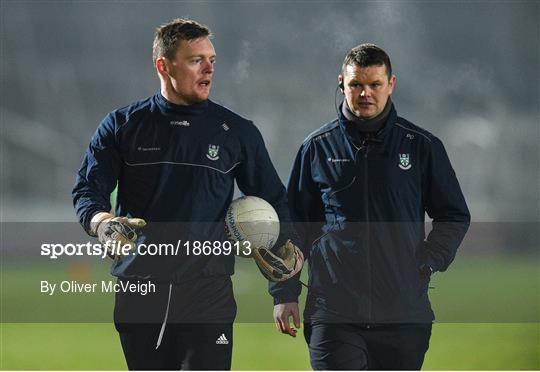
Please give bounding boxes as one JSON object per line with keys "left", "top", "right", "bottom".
{"left": 327, "top": 158, "right": 351, "bottom": 163}
{"left": 226, "top": 208, "right": 243, "bottom": 241}
{"left": 170, "top": 120, "right": 190, "bottom": 127}
{"left": 137, "top": 147, "right": 161, "bottom": 152}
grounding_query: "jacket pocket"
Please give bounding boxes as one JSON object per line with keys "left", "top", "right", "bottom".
{"left": 312, "top": 239, "right": 339, "bottom": 285}
{"left": 417, "top": 270, "right": 431, "bottom": 295}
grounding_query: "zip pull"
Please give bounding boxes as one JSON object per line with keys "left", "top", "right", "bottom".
{"left": 359, "top": 137, "right": 369, "bottom": 153}
{"left": 361, "top": 135, "right": 382, "bottom": 157}
{"left": 361, "top": 138, "right": 370, "bottom": 157}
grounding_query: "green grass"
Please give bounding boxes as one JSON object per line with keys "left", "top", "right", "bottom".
{"left": 424, "top": 323, "right": 539, "bottom": 370}
{"left": 1, "top": 254, "right": 539, "bottom": 369}
{"left": 1, "top": 323, "right": 124, "bottom": 370}
{"left": 1, "top": 323, "right": 538, "bottom": 370}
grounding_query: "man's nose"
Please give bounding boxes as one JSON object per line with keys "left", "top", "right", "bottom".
{"left": 202, "top": 59, "right": 213, "bottom": 74}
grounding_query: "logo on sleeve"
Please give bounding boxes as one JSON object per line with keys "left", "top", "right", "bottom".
{"left": 327, "top": 158, "right": 351, "bottom": 163}
{"left": 398, "top": 153, "right": 412, "bottom": 170}
{"left": 137, "top": 146, "right": 161, "bottom": 152}
{"left": 207, "top": 144, "right": 220, "bottom": 161}
{"left": 170, "top": 120, "right": 190, "bottom": 127}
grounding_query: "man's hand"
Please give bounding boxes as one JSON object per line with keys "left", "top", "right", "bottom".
{"left": 273, "top": 302, "right": 301, "bottom": 337}
{"left": 91, "top": 212, "right": 146, "bottom": 255}
{"left": 252, "top": 240, "right": 304, "bottom": 282}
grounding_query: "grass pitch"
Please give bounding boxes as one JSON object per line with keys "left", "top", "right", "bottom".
{"left": 1, "top": 254, "right": 538, "bottom": 370}
{"left": 1, "top": 323, "right": 538, "bottom": 370}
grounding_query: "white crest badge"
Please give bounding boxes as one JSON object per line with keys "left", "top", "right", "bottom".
{"left": 398, "top": 153, "right": 412, "bottom": 170}
{"left": 207, "top": 144, "right": 220, "bottom": 161}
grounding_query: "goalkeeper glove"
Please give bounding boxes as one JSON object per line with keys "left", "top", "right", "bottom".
{"left": 90, "top": 212, "right": 146, "bottom": 255}
{"left": 253, "top": 240, "right": 304, "bottom": 282}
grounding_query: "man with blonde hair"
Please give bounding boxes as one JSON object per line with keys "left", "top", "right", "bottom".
{"left": 73, "top": 18, "right": 301, "bottom": 370}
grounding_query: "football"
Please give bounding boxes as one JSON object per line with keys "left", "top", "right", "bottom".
{"left": 225, "top": 196, "right": 280, "bottom": 257}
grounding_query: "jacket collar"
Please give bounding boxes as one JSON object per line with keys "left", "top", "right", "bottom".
{"left": 337, "top": 101, "right": 397, "bottom": 154}
{"left": 155, "top": 92, "right": 209, "bottom": 116}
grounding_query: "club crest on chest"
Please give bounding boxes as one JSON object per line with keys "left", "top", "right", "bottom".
{"left": 207, "top": 144, "right": 220, "bottom": 161}
{"left": 398, "top": 153, "right": 411, "bottom": 170}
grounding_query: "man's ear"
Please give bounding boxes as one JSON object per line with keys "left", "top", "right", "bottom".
{"left": 338, "top": 74, "right": 344, "bottom": 93}
{"left": 388, "top": 74, "right": 397, "bottom": 95}
{"left": 155, "top": 57, "right": 169, "bottom": 77}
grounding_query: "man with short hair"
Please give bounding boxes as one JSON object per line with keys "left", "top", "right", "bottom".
{"left": 72, "top": 18, "right": 301, "bottom": 370}
{"left": 270, "top": 44, "right": 470, "bottom": 369}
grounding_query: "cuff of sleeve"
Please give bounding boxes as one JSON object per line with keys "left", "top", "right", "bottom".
{"left": 418, "top": 241, "right": 440, "bottom": 273}
{"left": 273, "top": 296, "right": 299, "bottom": 305}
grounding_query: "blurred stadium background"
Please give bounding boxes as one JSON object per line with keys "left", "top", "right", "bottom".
{"left": 1, "top": 1, "right": 538, "bottom": 370}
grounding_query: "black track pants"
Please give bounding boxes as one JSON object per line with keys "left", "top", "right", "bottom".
{"left": 304, "top": 322, "right": 432, "bottom": 370}
{"left": 114, "top": 276, "right": 236, "bottom": 370}
{"left": 116, "top": 323, "right": 233, "bottom": 370}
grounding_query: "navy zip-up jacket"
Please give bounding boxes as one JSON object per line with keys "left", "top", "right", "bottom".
{"left": 270, "top": 103, "right": 470, "bottom": 323}
{"left": 73, "top": 93, "right": 292, "bottom": 282}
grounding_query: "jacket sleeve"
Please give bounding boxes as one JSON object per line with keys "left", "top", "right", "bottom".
{"left": 234, "top": 123, "right": 303, "bottom": 304}
{"left": 72, "top": 114, "right": 121, "bottom": 235}
{"left": 268, "top": 141, "right": 325, "bottom": 304}
{"left": 420, "top": 136, "right": 470, "bottom": 272}
{"left": 287, "top": 141, "right": 325, "bottom": 250}
{"left": 235, "top": 122, "right": 300, "bottom": 247}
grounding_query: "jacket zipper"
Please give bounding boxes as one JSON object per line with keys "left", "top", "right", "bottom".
{"left": 361, "top": 138, "right": 372, "bottom": 323}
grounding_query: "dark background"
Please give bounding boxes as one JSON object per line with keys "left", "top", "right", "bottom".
{"left": 1, "top": 0, "right": 539, "bottom": 223}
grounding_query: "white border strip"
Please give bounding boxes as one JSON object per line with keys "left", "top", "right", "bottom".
{"left": 124, "top": 160, "right": 242, "bottom": 174}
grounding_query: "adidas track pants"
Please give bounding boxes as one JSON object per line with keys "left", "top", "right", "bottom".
{"left": 114, "top": 276, "right": 236, "bottom": 370}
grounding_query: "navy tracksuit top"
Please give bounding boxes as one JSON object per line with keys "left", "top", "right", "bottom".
{"left": 72, "top": 93, "right": 294, "bottom": 282}
{"left": 270, "top": 103, "right": 470, "bottom": 323}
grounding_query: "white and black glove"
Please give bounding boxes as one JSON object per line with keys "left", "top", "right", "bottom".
{"left": 253, "top": 240, "right": 304, "bottom": 282}
{"left": 91, "top": 212, "right": 146, "bottom": 256}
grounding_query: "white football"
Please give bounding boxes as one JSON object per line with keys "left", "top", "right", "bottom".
{"left": 225, "top": 196, "right": 280, "bottom": 257}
